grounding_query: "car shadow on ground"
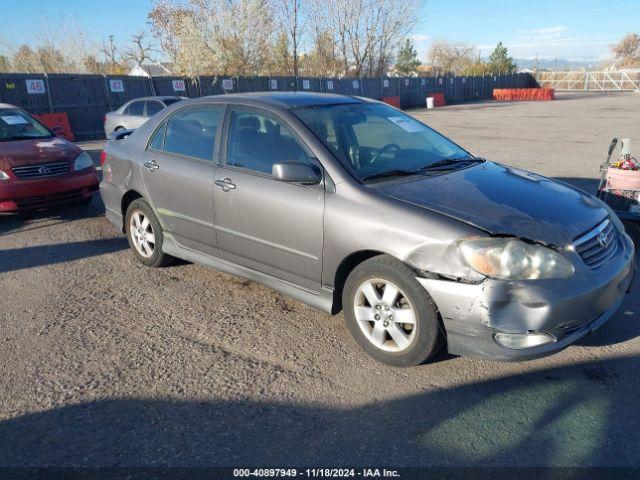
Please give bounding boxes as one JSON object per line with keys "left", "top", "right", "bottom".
{"left": 0, "top": 196, "right": 105, "bottom": 238}
{"left": 0, "top": 356, "right": 638, "bottom": 469}
{"left": 0, "top": 197, "right": 127, "bottom": 273}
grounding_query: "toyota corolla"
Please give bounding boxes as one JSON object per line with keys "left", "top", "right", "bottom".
{"left": 0, "top": 103, "right": 99, "bottom": 212}
{"left": 99, "top": 93, "right": 635, "bottom": 366}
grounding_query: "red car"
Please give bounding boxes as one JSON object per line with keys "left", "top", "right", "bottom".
{"left": 0, "top": 103, "right": 99, "bottom": 212}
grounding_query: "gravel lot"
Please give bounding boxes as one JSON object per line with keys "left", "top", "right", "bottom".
{"left": 1, "top": 92, "right": 639, "bottom": 468}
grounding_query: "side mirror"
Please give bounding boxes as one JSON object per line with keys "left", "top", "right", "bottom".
{"left": 51, "top": 125, "right": 64, "bottom": 135}
{"left": 272, "top": 161, "right": 321, "bottom": 185}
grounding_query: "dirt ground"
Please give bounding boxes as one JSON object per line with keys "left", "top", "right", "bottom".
{"left": 1, "top": 92, "right": 639, "bottom": 468}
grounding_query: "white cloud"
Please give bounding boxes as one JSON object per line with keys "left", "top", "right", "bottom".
{"left": 411, "top": 34, "right": 430, "bottom": 43}
{"left": 516, "top": 26, "right": 569, "bottom": 42}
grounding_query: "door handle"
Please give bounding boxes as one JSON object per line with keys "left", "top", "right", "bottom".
{"left": 143, "top": 160, "right": 159, "bottom": 171}
{"left": 215, "top": 178, "right": 236, "bottom": 191}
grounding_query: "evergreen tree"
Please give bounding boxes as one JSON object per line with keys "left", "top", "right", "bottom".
{"left": 487, "top": 42, "right": 516, "bottom": 74}
{"left": 395, "top": 38, "right": 421, "bottom": 76}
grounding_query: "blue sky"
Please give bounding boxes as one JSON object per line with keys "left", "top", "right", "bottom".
{"left": 1, "top": 0, "right": 639, "bottom": 61}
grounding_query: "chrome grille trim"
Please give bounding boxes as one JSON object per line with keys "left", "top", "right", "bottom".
{"left": 11, "top": 161, "right": 70, "bottom": 179}
{"left": 572, "top": 219, "right": 618, "bottom": 269}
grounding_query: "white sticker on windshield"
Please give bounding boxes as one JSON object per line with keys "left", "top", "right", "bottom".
{"left": 1, "top": 115, "right": 29, "bottom": 125}
{"left": 387, "top": 116, "right": 425, "bottom": 133}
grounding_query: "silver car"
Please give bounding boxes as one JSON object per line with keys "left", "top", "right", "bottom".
{"left": 99, "top": 93, "right": 635, "bottom": 366}
{"left": 103, "top": 96, "right": 185, "bottom": 136}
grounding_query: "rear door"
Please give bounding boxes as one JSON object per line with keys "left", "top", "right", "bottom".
{"left": 118, "top": 100, "right": 146, "bottom": 130}
{"left": 140, "top": 105, "right": 225, "bottom": 256}
{"left": 212, "top": 106, "right": 325, "bottom": 291}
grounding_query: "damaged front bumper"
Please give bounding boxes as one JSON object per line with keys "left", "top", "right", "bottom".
{"left": 417, "top": 232, "right": 635, "bottom": 361}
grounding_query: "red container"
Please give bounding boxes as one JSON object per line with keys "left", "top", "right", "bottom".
{"left": 381, "top": 96, "right": 401, "bottom": 108}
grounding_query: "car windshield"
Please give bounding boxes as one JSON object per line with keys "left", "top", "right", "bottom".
{"left": 294, "top": 103, "right": 472, "bottom": 181}
{"left": 0, "top": 108, "right": 52, "bottom": 141}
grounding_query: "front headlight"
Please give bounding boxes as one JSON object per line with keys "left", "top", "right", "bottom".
{"left": 73, "top": 152, "right": 94, "bottom": 171}
{"left": 459, "top": 237, "right": 574, "bottom": 280}
{"left": 0, "top": 170, "right": 9, "bottom": 181}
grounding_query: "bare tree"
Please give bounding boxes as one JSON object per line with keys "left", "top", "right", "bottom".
{"left": 309, "top": 0, "right": 423, "bottom": 77}
{"left": 273, "top": 0, "right": 305, "bottom": 76}
{"left": 124, "top": 32, "right": 158, "bottom": 66}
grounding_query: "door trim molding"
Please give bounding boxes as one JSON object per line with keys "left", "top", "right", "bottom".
{"left": 215, "top": 225, "right": 320, "bottom": 261}
{"left": 156, "top": 207, "right": 215, "bottom": 228}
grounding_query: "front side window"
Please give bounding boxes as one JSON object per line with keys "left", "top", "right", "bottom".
{"left": 126, "top": 101, "right": 145, "bottom": 116}
{"left": 294, "top": 103, "right": 471, "bottom": 181}
{"left": 0, "top": 108, "right": 52, "bottom": 141}
{"left": 162, "top": 107, "right": 222, "bottom": 161}
{"left": 226, "top": 109, "right": 310, "bottom": 175}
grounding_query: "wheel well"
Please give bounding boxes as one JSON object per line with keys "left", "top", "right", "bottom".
{"left": 120, "top": 190, "right": 143, "bottom": 232}
{"left": 332, "top": 250, "right": 385, "bottom": 314}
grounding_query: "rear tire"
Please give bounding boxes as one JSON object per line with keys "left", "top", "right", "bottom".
{"left": 342, "top": 255, "right": 444, "bottom": 367}
{"left": 125, "top": 199, "right": 173, "bottom": 267}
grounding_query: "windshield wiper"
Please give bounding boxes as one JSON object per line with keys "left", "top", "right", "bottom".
{"left": 420, "top": 157, "right": 484, "bottom": 170}
{"left": 361, "top": 157, "right": 484, "bottom": 182}
{"left": 361, "top": 168, "right": 424, "bottom": 181}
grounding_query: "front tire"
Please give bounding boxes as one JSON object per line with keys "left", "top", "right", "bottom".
{"left": 125, "top": 199, "right": 173, "bottom": 267}
{"left": 342, "top": 255, "right": 444, "bottom": 367}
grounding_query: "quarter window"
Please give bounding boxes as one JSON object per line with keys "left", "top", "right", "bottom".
{"left": 126, "top": 101, "right": 144, "bottom": 116}
{"left": 162, "top": 107, "right": 222, "bottom": 161}
{"left": 146, "top": 101, "right": 163, "bottom": 116}
{"left": 148, "top": 123, "right": 166, "bottom": 151}
{"left": 226, "top": 109, "right": 311, "bottom": 175}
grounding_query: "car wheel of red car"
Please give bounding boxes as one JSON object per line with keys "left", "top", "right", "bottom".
{"left": 125, "top": 199, "right": 173, "bottom": 267}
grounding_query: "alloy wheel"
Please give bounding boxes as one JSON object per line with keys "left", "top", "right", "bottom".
{"left": 129, "top": 210, "right": 156, "bottom": 258}
{"left": 353, "top": 278, "right": 417, "bottom": 352}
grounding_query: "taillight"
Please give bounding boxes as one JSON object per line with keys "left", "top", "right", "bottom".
{"left": 100, "top": 151, "right": 107, "bottom": 166}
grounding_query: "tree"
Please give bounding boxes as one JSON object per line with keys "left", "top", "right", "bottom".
{"left": 462, "top": 60, "right": 489, "bottom": 76}
{"left": 273, "top": 0, "right": 304, "bottom": 77}
{"left": 0, "top": 54, "right": 10, "bottom": 72}
{"left": 309, "top": 0, "right": 423, "bottom": 77}
{"left": 394, "top": 38, "right": 421, "bottom": 76}
{"left": 12, "top": 45, "right": 38, "bottom": 72}
{"left": 428, "top": 40, "right": 475, "bottom": 75}
{"left": 487, "top": 41, "right": 516, "bottom": 74}
{"left": 611, "top": 33, "right": 640, "bottom": 68}
{"left": 123, "top": 32, "right": 158, "bottom": 66}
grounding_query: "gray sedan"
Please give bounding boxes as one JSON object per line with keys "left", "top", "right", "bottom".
{"left": 99, "top": 92, "right": 635, "bottom": 366}
{"left": 103, "top": 96, "right": 185, "bottom": 136}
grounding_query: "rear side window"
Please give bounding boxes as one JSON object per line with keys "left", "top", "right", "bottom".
{"left": 162, "top": 107, "right": 222, "bottom": 161}
{"left": 146, "top": 101, "right": 163, "bottom": 117}
{"left": 126, "top": 101, "right": 144, "bottom": 116}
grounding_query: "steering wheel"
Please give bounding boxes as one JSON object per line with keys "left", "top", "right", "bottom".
{"left": 369, "top": 143, "right": 400, "bottom": 164}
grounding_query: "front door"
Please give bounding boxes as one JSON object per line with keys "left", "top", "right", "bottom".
{"left": 140, "top": 105, "right": 224, "bottom": 256}
{"left": 212, "top": 107, "right": 324, "bottom": 291}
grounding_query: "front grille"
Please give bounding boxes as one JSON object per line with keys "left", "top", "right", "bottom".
{"left": 11, "top": 161, "right": 70, "bottom": 179}
{"left": 14, "top": 189, "right": 85, "bottom": 208}
{"left": 572, "top": 219, "right": 618, "bottom": 268}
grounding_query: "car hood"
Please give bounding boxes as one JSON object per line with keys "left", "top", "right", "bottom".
{"left": 372, "top": 161, "right": 608, "bottom": 246}
{"left": 0, "top": 137, "right": 80, "bottom": 171}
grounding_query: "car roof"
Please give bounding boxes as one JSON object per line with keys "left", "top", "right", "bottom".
{"left": 0, "top": 103, "right": 18, "bottom": 109}
{"left": 128, "top": 96, "right": 184, "bottom": 102}
{"left": 193, "top": 92, "right": 368, "bottom": 109}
